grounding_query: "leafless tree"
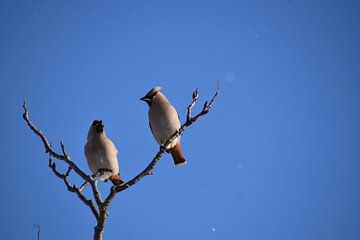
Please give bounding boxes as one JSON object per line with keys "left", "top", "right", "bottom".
{"left": 23, "top": 86, "right": 219, "bottom": 240}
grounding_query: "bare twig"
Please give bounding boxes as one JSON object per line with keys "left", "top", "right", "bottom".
{"left": 90, "top": 180, "right": 103, "bottom": 208}
{"left": 79, "top": 181, "right": 90, "bottom": 192}
{"left": 48, "top": 154, "right": 99, "bottom": 219}
{"left": 187, "top": 88, "right": 199, "bottom": 122}
{"left": 23, "top": 102, "right": 90, "bottom": 182}
{"left": 184, "top": 81, "right": 220, "bottom": 125}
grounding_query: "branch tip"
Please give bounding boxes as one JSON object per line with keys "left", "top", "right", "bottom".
{"left": 192, "top": 88, "right": 199, "bottom": 100}
{"left": 208, "top": 81, "right": 220, "bottom": 108}
{"left": 60, "top": 141, "right": 68, "bottom": 157}
{"left": 203, "top": 101, "right": 208, "bottom": 110}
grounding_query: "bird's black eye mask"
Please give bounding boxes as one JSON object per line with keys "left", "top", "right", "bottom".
{"left": 141, "top": 92, "right": 158, "bottom": 106}
{"left": 149, "top": 92, "right": 158, "bottom": 100}
{"left": 92, "top": 120, "right": 101, "bottom": 126}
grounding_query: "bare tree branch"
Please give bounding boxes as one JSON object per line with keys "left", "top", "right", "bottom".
{"left": 90, "top": 181, "right": 103, "bottom": 207}
{"left": 23, "top": 101, "right": 101, "bottom": 220}
{"left": 23, "top": 84, "right": 219, "bottom": 240}
{"left": 186, "top": 88, "right": 199, "bottom": 122}
{"left": 184, "top": 81, "right": 220, "bottom": 125}
{"left": 78, "top": 180, "right": 90, "bottom": 192}
{"left": 48, "top": 154, "right": 99, "bottom": 219}
{"left": 23, "top": 102, "right": 90, "bottom": 182}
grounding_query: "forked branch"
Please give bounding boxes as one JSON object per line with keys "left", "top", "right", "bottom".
{"left": 48, "top": 153, "right": 99, "bottom": 219}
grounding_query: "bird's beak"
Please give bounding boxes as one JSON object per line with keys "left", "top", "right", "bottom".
{"left": 140, "top": 97, "right": 149, "bottom": 101}
{"left": 95, "top": 120, "right": 103, "bottom": 130}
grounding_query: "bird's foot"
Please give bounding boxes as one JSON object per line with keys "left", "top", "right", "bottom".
{"left": 96, "top": 168, "right": 113, "bottom": 177}
{"left": 160, "top": 144, "right": 168, "bottom": 152}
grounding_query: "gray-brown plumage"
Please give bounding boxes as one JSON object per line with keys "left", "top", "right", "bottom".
{"left": 140, "top": 87, "right": 186, "bottom": 166}
{"left": 84, "top": 120, "right": 124, "bottom": 185}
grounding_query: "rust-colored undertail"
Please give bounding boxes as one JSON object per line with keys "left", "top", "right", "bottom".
{"left": 170, "top": 143, "right": 187, "bottom": 166}
{"left": 110, "top": 174, "right": 125, "bottom": 186}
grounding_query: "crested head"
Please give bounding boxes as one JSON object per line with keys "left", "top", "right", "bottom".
{"left": 144, "top": 86, "right": 162, "bottom": 99}
{"left": 140, "top": 86, "right": 162, "bottom": 106}
{"left": 92, "top": 120, "right": 104, "bottom": 132}
{"left": 87, "top": 120, "right": 105, "bottom": 140}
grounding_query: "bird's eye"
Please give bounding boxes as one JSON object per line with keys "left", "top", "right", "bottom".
{"left": 150, "top": 93, "right": 157, "bottom": 100}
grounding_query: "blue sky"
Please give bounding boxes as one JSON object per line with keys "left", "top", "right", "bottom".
{"left": 1, "top": 1, "right": 360, "bottom": 239}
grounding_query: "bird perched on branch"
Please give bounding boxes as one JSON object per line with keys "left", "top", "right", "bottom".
{"left": 141, "top": 87, "right": 187, "bottom": 166}
{"left": 85, "top": 120, "right": 124, "bottom": 186}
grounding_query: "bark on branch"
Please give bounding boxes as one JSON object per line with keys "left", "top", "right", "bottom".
{"left": 48, "top": 153, "right": 99, "bottom": 219}
{"left": 23, "top": 84, "right": 219, "bottom": 240}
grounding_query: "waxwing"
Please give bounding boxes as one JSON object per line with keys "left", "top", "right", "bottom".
{"left": 140, "top": 87, "right": 187, "bottom": 166}
{"left": 84, "top": 120, "right": 124, "bottom": 185}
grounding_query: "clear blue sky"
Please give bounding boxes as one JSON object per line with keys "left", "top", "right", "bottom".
{"left": 1, "top": 1, "right": 359, "bottom": 239}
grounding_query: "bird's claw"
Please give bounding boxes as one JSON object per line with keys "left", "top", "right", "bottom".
{"left": 159, "top": 145, "right": 167, "bottom": 152}
{"left": 97, "top": 168, "right": 112, "bottom": 176}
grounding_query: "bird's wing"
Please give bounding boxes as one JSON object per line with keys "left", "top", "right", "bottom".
{"left": 149, "top": 121, "right": 155, "bottom": 135}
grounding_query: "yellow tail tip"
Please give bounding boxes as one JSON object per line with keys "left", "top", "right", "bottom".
{"left": 175, "top": 161, "right": 187, "bottom": 167}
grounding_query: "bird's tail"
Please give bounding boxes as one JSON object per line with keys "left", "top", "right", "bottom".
{"left": 170, "top": 143, "right": 187, "bottom": 167}
{"left": 110, "top": 174, "right": 125, "bottom": 186}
